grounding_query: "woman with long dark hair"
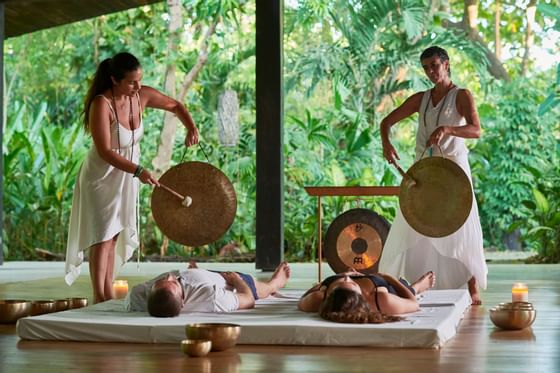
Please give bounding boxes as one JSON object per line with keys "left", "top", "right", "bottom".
{"left": 298, "top": 269, "right": 435, "bottom": 323}
{"left": 65, "top": 52, "right": 199, "bottom": 303}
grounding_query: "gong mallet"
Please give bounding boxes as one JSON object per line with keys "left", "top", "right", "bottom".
{"left": 158, "top": 183, "right": 193, "bottom": 207}
{"left": 391, "top": 161, "right": 417, "bottom": 187}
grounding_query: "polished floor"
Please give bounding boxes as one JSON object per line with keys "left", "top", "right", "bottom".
{"left": 0, "top": 262, "right": 559, "bottom": 373}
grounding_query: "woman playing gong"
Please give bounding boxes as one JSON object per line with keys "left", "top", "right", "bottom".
{"left": 65, "top": 52, "right": 199, "bottom": 303}
{"left": 378, "top": 46, "right": 487, "bottom": 305}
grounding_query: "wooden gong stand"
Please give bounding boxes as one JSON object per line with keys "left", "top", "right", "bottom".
{"left": 304, "top": 186, "right": 400, "bottom": 283}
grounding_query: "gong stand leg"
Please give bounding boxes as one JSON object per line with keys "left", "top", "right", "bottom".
{"left": 317, "top": 196, "right": 322, "bottom": 283}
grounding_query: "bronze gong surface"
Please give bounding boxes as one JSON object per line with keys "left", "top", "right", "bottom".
{"left": 151, "top": 161, "right": 237, "bottom": 247}
{"left": 324, "top": 208, "right": 390, "bottom": 274}
{"left": 399, "top": 156, "right": 472, "bottom": 238}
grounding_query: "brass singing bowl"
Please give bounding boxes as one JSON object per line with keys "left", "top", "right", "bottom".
{"left": 489, "top": 306, "right": 537, "bottom": 330}
{"left": 0, "top": 300, "right": 31, "bottom": 323}
{"left": 54, "top": 299, "right": 70, "bottom": 312}
{"left": 185, "top": 323, "right": 241, "bottom": 351}
{"left": 68, "top": 297, "right": 88, "bottom": 309}
{"left": 30, "top": 300, "right": 56, "bottom": 316}
{"left": 180, "top": 339, "right": 213, "bottom": 357}
{"left": 500, "top": 302, "right": 534, "bottom": 310}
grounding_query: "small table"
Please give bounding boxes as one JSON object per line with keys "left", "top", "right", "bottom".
{"left": 304, "top": 186, "right": 400, "bottom": 282}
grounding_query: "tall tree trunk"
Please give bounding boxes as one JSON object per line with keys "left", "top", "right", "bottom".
{"left": 443, "top": 0, "right": 510, "bottom": 81}
{"left": 494, "top": 0, "right": 501, "bottom": 61}
{"left": 152, "top": 0, "right": 182, "bottom": 176}
{"left": 521, "top": 0, "right": 537, "bottom": 77}
{"left": 151, "top": 16, "right": 217, "bottom": 175}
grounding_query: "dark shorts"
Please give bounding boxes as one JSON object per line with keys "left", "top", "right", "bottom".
{"left": 210, "top": 271, "right": 258, "bottom": 300}
{"left": 236, "top": 272, "right": 258, "bottom": 300}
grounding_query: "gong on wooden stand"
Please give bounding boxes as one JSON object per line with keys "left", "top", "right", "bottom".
{"left": 304, "top": 186, "right": 400, "bottom": 282}
{"left": 324, "top": 208, "right": 390, "bottom": 275}
{"left": 151, "top": 161, "right": 237, "bottom": 247}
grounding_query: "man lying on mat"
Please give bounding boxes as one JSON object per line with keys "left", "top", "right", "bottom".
{"left": 298, "top": 269, "right": 435, "bottom": 323}
{"left": 125, "top": 261, "right": 291, "bottom": 317}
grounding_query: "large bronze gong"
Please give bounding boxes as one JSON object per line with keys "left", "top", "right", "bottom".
{"left": 399, "top": 156, "right": 472, "bottom": 237}
{"left": 324, "top": 208, "right": 390, "bottom": 274}
{"left": 151, "top": 161, "right": 237, "bottom": 247}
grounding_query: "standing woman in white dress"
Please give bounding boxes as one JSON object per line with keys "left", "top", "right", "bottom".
{"left": 65, "top": 52, "right": 199, "bottom": 303}
{"left": 378, "top": 46, "right": 487, "bottom": 305}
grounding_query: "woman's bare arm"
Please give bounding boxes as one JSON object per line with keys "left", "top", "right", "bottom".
{"left": 298, "top": 286, "right": 325, "bottom": 312}
{"left": 139, "top": 86, "right": 199, "bottom": 146}
{"left": 380, "top": 92, "right": 424, "bottom": 164}
{"left": 376, "top": 291, "right": 419, "bottom": 315}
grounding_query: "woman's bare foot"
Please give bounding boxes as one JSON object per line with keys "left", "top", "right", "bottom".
{"left": 411, "top": 271, "right": 436, "bottom": 294}
{"left": 268, "top": 261, "right": 291, "bottom": 292}
{"left": 187, "top": 260, "right": 198, "bottom": 269}
{"left": 468, "top": 276, "right": 482, "bottom": 305}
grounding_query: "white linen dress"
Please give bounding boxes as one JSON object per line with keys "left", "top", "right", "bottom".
{"left": 65, "top": 95, "right": 144, "bottom": 285}
{"left": 379, "top": 87, "right": 488, "bottom": 290}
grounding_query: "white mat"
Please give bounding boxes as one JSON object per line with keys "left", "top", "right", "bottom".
{"left": 16, "top": 289, "right": 470, "bottom": 348}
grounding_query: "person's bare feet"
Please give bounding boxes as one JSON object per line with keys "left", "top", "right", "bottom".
{"left": 411, "top": 271, "right": 436, "bottom": 294}
{"left": 468, "top": 276, "right": 482, "bottom": 305}
{"left": 269, "top": 261, "right": 291, "bottom": 292}
{"left": 187, "top": 260, "right": 198, "bottom": 269}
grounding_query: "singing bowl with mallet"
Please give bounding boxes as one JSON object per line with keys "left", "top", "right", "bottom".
{"left": 395, "top": 150, "right": 473, "bottom": 238}
{"left": 0, "top": 300, "right": 31, "bottom": 323}
{"left": 185, "top": 323, "right": 241, "bottom": 351}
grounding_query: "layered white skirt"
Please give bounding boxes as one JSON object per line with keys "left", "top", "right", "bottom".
{"left": 379, "top": 154, "right": 487, "bottom": 290}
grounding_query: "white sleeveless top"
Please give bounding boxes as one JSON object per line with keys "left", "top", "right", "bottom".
{"left": 415, "top": 87, "right": 468, "bottom": 160}
{"left": 65, "top": 94, "right": 144, "bottom": 285}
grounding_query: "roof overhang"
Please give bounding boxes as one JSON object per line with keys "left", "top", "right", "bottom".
{"left": 2, "top": 0, "right": 165, "bottom": 39}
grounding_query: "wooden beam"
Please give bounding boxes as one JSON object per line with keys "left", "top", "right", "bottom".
{"left": 255, "top": 0, "right": 283, "bottom": 271}
{"left": 304, "top": 186, "right": 400, "bottom": 197}
{"left": 4, "top": 0, "right": 164, "bottom": 39}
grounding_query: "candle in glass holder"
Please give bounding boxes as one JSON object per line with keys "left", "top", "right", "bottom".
{"left": 113, "top": 280, "right": 129, "bottom": 299}
{"left": 511, "top": 282, "right": 528, "bottom": 302}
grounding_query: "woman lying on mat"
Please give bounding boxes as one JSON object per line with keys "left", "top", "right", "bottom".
{"left": 125, "top": 261, "right": 291, "bottom": 317}
{"left": 298, "top": 269, "right": 435, "bottom": 323}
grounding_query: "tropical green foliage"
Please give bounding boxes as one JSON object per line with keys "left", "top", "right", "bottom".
{"left": 511, "top": 143, "right": 560, "bottom": 262}
{"left": 472, "top": 79, "right": 559, "bottom": 249}
{"left": 2, "top": 0, "right": 560, "bottom": 263}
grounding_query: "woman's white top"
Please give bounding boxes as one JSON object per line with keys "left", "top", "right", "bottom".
{"left": 65, "top": 95, "right": 144, "bottom": 285}
{"left": 416, "top": 86, "right": 468, "bottom": 160}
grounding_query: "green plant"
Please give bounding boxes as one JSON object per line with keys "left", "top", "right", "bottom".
{"left": 510, "top": 146, "right": 560, "bottom": 262}
{"left": 3, "top": 102, "right": 88, "bottom": 258}
{"left": 473, "top": 78, "right": 558, "bottom": 249}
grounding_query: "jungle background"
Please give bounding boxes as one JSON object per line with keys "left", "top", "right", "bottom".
{"left": 3, "top": 0, "right": 559, "bottom": 263}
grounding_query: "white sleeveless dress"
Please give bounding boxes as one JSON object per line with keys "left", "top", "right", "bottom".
{"left": 378, "top": 87, "right": 488, "bottom": 290}
{"left": 65, "top": 95, "right": 144, "bottom": 285}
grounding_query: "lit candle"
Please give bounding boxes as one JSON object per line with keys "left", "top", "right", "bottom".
{"left": 113, "top": 280, "right": 129, "bottom": 299}
{"left": 511, "top": 282, "right": 528, "bottom": 302}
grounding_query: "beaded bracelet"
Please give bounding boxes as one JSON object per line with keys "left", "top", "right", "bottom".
{"left": 133, "top": 165, "right": 144, "bottom": 178}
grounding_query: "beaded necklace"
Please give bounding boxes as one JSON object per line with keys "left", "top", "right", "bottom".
{"left": 111, "top": 90, "right": 136, "bottom": 161}
{"left": 423, "top": 83, "right": 455, "bottom": 127}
